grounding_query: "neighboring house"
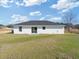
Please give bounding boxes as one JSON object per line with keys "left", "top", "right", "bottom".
{"left": 13, "top": 20, "right": 65, "bottom": 34}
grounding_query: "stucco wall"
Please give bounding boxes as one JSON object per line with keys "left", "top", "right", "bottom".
{"left": 13, "top": 25, "right": 64, "bottom": 34}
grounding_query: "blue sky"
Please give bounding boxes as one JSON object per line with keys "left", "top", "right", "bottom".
{"left": 0, "top": 0, "right": 79, "bottom": 25}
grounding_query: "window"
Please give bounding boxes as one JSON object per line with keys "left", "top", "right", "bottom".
{"left": 32, "top": 27, "right": 37, "bottom": 33}
{"left": 19, "top": 26, "right": 22, "bottom": 32}
{"left": 42, "top": 27, "right": 46, "bottom": 30}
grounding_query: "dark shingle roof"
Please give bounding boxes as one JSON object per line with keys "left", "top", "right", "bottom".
{"left": 15, "top": 20, "right": 63, "bottom": 25}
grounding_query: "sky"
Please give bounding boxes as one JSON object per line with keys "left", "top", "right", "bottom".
{"left": 0, "top": 0, "right": 79, "bottom": 25}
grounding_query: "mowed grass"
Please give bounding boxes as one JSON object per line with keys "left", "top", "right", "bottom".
{"left": 0, "top": 33, "right": 79, "bottom": 59}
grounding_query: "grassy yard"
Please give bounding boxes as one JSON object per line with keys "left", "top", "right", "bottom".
{"left": 0, "top": 33, "right": 79, "bottom": 59}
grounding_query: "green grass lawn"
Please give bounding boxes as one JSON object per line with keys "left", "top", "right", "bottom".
{"left": 0, "top": 33, "right": 79, "bottom": 59}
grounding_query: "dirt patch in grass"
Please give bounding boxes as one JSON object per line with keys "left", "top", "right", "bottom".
{"left": 0, "top": 28, "right": 11, "bottom": 34}
{"left": 0, "top": 34, "right": 79, "bottom": 59}
{"left": 0, "top": 38, "right": 78, "bottom": 59}
{"left": 0, "top": 38, "right": 58, "bottom": 59}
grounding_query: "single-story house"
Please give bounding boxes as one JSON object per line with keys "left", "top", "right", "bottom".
{"left": 13, "top": 20, "right": 65, "bottom": 34}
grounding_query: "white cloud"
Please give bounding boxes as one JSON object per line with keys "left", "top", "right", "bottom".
{"left": 0, "top": 0, "right": 13, "bottom": 8}
{"left": 51, "top": 0, "right": 79, "bottom": 12}
{"left": 40, "top": 17, "right": 45, "bottom": 20}
{"left": 10, "top": 14, "right": 28, "bottom": 24}
{"left": 40, "top": 15, "right": 62, "bottom": 22}
{"left": 51, "top": 0, "right": 71, "bottom": 10}
{"left": 16, "top": 0, "right": 47, "bottom": 7}
{"left": 40, "top": 15, "right": 50, "bottom": 20}
{"left": 30, "top": 11, "right": 42, "bottom": 16}
{"left": 15, "top": 2, "right": 24, "bottom": 7}
{"left": 0, "top": 0, "right": 47, "bottom": 8}
{"left": 50, "top": 17, "right": 62, "bottom": 22}
{"left": 62, "top": 1, "right": 79, "bottom": 13}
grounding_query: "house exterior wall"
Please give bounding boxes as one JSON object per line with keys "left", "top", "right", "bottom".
{"left": 13, "top": 25, "right": 64, "bottom": 34}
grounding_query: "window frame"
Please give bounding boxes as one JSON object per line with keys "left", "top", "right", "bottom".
{"left": 42, "top": 27, "right": 46, "bottom": 30}
{"left": 19, "top": 26, "right": 22, "bottom": 32}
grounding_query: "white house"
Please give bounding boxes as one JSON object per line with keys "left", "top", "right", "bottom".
{"left": 13, "top": 20, "right": 65, "bottom": 34}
